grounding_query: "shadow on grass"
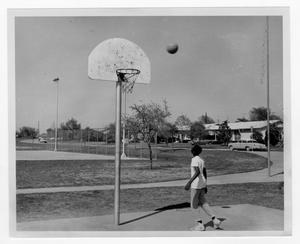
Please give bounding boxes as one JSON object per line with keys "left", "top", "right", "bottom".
{"left": 120, "top": 202, "right": 190, "bottom": 226}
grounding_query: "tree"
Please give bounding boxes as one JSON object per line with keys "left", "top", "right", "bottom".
{"left": 103, "top": 123, "right": 115, "bottom": 143}
{"left": 60, "top": 118, "right": 81, "bottom": 140}
{"left": 167, "top": 123, "right": 179, "bottom": 143}
{"left": 175, "top": 114, "right": 192, "bottom": 127}
{"left": 249, "top": 107, "right": 282, "bottom": 121}
{"left": 216, "top": 120, "right": 232, "bottom": 145}
{"left": 190, "top": 121, "right": 206, "bottom": 141}
{"left": 236, "top": 117, "right": 249, "bottom": 122}
{"left": 46, "top": 128, "right": 55, "bottom": 138}
{"left": 264, "top": 123, "right": 281, "bottom": 146}
{"left": 252, "top": 130, "right": 264, "bottom": 143}
{"left": 18, "top": 126, "right": 38, "bottom": 138}
{"left": 249, "top": 107, "right": 267, "bottom": 121}
{"left": 81, "top": 127, "right": 100, "bottom": 142}
{"left": 61, "top": 118, "right": 81, "bottom": 130}
{"left": 174, "top": 114, "right": 192, "bottom": 143}
{"left": 269, "top": 113, "right": 282, "bottom": 120}
{"left": 158, "top": 122, "right": 178, "bottom": 144}
{"left": 127, "top": 101, "right": 171, "bottom": 169}
{"left": 198, "top": 113, "right": 215, "bottom": 124}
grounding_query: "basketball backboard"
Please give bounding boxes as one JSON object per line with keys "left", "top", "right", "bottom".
{"left": 88, "top": 38, "right": 151, "bottom": 84}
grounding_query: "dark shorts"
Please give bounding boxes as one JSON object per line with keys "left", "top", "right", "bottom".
{"left": 191, "top": 188, "right": 207, "bottom": 209}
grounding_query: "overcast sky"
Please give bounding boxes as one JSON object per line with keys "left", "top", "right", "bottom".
{"left": 15, "top": 16, "right": 283, "bottom": 133}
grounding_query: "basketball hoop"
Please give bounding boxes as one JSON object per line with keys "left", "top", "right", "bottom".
{"left": 88, "top": 38, "right": 150, "bottom": 226}
{"left": 116, "top": 68, "right": 140, "bottom": 93}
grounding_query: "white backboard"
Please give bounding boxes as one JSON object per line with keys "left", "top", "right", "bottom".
{"left": 88, "top": 38, "right": 151, "bottom": 84}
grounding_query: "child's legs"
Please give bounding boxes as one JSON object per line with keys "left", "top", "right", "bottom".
{"left": 190, "top": 189, "right": 202, "bottom": 221}
{"left": 201, "top": 202, "right": 215, "bottom": 218}
{"left": 198, "top": 189, "right": 215, "bottom": 218}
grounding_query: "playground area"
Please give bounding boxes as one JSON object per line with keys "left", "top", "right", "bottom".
{"left": 15, "top": 142, "right": 284, "bottom": 233}
{"left": 16, "top": 143, "right": 273, "bottom": 189}
{"left": 17, "top": 204, "right": 284, "bottom": 233}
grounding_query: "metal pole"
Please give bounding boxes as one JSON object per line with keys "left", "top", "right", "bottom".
{"left": 80, "top": 128, "right": 82, "bottom": 143}
{"left": 106, "top": 133, "right": 108, "bottom": 154}
{"left": 155, "top": 132, "right": 158, "bottom": 160}
{"left": 127, "top": 128, "right": 130, "bottom": 157}
{"left": 266, "top": 16, "right": 271, "bottom": 177}
{"left": 121, "top": 92, "right": 127, "bottom": 159}
{"left": 114, "top": 78, "right": 122, "bottom": 225}
{"left": 251, "top": 126, "right": 254, "bottom": 151}
{"left": 37, "top": 120, "right": 40, "bottom": 136}
{"left": 53, "top": 78, "right": 59, "bottom": 152}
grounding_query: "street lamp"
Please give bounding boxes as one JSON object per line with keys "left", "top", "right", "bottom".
{"left": 53, "top": 77, "right": 59, "bottom": 151}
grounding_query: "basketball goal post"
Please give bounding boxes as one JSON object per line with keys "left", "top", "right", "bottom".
{"left": 88, "top": 38, "right": 150, "bottom": 225}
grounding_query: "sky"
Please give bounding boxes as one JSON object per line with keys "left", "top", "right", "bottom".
{"left": 15, "top": 16, "right": 283, "bottom": 133}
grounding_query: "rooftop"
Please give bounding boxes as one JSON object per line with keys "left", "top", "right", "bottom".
{"left": 205, "top": 120, "right": 282, "bottom": 131}
{"left": 176, "top": 120, "right": 282, "bottom": 131}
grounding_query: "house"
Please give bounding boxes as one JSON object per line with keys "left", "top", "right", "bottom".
{"left": 205, "top": 120, "right": 283, "bottom": 141}
{"left": 175, "top": 120, "right": 283, "bottom": 142}
{"left": 175, "top": 125, "right": 191, "bottom": 142}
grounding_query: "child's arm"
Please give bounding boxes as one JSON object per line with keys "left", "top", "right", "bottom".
{"left": 203, "top": 167, "right": 207, "bottom": 180}
{"left": 203, "top": 167, "right": 208, "bottom": 193}
{"left": 184, "top": 167, "right": 200, "bottom": 190}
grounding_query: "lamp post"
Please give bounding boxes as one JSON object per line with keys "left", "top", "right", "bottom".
{"left": 53, "top": 77, "right": 59, "bottom": 152}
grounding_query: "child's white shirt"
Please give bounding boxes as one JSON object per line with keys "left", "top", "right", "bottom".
{"left": 190, "top": 155, "right": 207, "bottom": 189}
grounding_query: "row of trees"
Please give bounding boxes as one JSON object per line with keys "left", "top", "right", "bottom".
{"left": 124, "top": 104, "right": 282, "bottom": 168}
{"left": 46, "top": 118, "right": 113, "bottom": 142}
{"left": 16, "top": 126, "right": 39, "bottom": 138}
{"left": 171, "top": 113, "right": 214, "bottom": 142}
{"left": 16, "top": 118, "right": 111, "bottom": 142}
{"left": 17, "top": 105, "right": 282, "bottom": 146}
{"left": 42, "top": 105, "right": 282, "bottom": 146}
{"left": 236, "top": 107, "right": 282, "bottom": 122}
{"left": 16, "top": 103, "right": 282, "bottom": 169}
{"left": 171, "top": 107, "right": 282, "bottom": 144}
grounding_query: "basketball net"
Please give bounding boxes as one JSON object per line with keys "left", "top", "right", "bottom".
{"left": 116, "top": 69, "right": 140, "bottom": 93}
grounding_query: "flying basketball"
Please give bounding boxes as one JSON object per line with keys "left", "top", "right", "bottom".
{"left": 166, "top": 43, "right": 179, "bottom": 54}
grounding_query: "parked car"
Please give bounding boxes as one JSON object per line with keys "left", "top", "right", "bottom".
{"left": 38, "top": 137, "right": 47, "bottom": 143}
{"left": 228, "top": 140, "right": 266, "bottom": 151}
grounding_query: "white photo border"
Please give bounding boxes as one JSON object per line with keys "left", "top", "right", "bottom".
{"left": 7, "top": 6, "right": 291, "bottom": 238}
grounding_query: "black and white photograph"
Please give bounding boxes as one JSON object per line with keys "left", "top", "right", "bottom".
{"left": 7, "top": 7, "right": 292, "bottom": 238}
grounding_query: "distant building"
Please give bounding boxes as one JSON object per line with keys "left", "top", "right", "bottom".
{"left": 205, "top": 120, "right": 283, "bottom": 141}
{"left": 175, "top": 120, "right": 283, "bottom": 142}
{"left": 175, "top": 125, "right": 191, "bottom": 142}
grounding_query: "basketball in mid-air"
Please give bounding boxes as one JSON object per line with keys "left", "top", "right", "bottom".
{"left": 166, "top": 43, "right": 179, "bottom": 54}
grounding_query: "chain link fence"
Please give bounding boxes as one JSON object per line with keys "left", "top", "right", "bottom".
{"left": 17, "top": 128, "right": 158, "bottom": 159}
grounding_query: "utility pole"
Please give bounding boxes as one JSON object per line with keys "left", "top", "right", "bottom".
{"left": 53, "top": 77, "right": 59, "bottom": 152}
{"left": 37, "top": 120, "right": 40, "bottom": 136}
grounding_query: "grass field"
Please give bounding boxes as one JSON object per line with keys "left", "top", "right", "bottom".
{"left": 17, "top": 182, "right": 283, "bottom": 222}
{"left": 17, "top": 140, "right": 219, "bottom": 157}
{"left": 17, "top": 150, "right": 268, "bottom": 189}
{"left": 16, "top": 139, "right": 283, "bottom": 154}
